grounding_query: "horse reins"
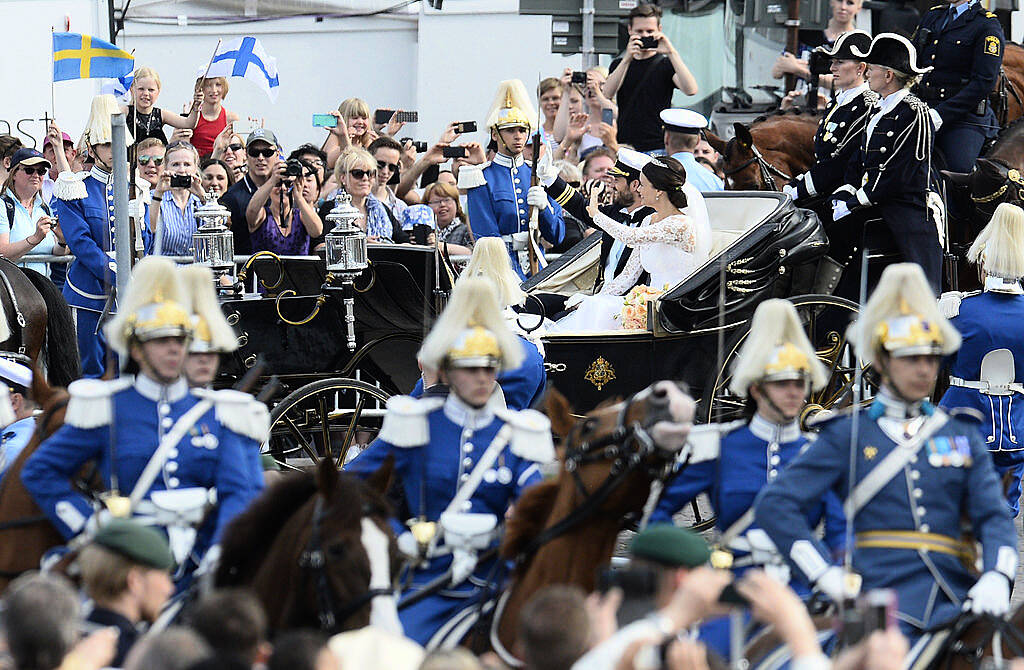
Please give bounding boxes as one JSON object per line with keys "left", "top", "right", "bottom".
{"left": 298, "top": 495, "right": 392, "bottom": 633}
{"left": 924, "top": 612, "right": 1024, "bottom": 670}
{"left": 0, "top": 264, "right": 28, "bottom": 355}
{"left": 513, "top": 391, "right": 677, "bottom": 564}
{"left": 723, "top": 142, "right": 792, "bottom": 192}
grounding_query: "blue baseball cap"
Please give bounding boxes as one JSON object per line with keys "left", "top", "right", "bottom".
{"left": 9, "top": 148, "right": 50, "bottom": 171}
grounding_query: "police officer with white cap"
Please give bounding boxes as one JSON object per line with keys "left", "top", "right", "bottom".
{"left": 660, "top": 109, "right": 724, "bottom": 192}
{"left": 0, "top": 355, "right": 33, "bottom": 483}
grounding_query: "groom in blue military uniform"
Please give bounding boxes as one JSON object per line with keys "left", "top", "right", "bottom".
{"left": 459, "top": 80, "right": 565, "bottom": 279}
{"left": 52, "top": 94, "right": 127, "bottom": 378}
{"left": 22, "top": 257, "right": 267, "bottom": 587}
{"left": 912, "top": 0, "right": 1003, "bottom": 174}
{"left": 754, "top": 263, "right": 1017, "bottom": 643}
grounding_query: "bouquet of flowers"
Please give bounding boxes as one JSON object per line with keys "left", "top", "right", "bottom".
{"left": 616, "top": 285, "right": 665, "bottom": 330}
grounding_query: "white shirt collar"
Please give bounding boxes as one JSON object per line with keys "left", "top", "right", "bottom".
{"left": 443, "top": 391, "right": 496, "bottom": 429}
{"left": 749, "top": 413, "right": 801, "bottom": 443}
{"left": 876, "top": 88, "right": 911, "bottom": 114}
{"left": 134, "top": 374, "right": 189, "bottom": 403}
{"left": 836, "top": 83, "right": 869, "bottom": 107}
{"left": 876, "top": 386, "right": 926, "bottom": 418}
{"left": 492, "top": 152, "right": 525, "bottom": 169}
{"left": 984, "top": 275, "right": 1024, "bottom": 294}
{"left": 89, "top": 165, "right": 111, "bottom": 182}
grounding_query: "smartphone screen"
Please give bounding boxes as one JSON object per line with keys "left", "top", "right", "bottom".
{"left": 374, "top": 109, "right": 394, "bottom": 125}
{"left": 234, "top": 119, "right": 257, "bottom": 135}
{"left": 312, "top": 113, "right": 338, "bottom": 128}
{"left": 602, "top": 108, "right": 614, "bottom": 126}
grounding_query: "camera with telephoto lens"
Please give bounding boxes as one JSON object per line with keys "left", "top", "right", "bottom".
{"left": 808, "top": 50, "right": 832, "bottom": 77}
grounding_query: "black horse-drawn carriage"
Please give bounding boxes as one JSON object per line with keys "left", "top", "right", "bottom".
{"left": 221, "top": 192, "right": 866, "bottom": 472}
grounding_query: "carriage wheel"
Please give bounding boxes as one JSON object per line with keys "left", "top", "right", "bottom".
{"left": 702, "top": 294, "right": 875, "bottom": 427}
{"left": 267, "top": 378, "right": 391, "bottom": 471}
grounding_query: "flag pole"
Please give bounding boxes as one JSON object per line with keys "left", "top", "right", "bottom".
{"left": 50, "top": 27, "right": 56, "bottom": 120}
{"left": 189, "top": 38, "right": 222, "bottom": 117}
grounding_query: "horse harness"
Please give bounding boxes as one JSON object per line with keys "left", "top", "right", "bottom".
{"left": 298, "top": 495, "right": 392, "bottom": 633}
{"left": 513, "top": 390, "right": 678, "bottom": 564}
{"left": 723, "top": 140, "right": 793, "bottom": 192}
{"left": 922, "top": 612, "right": 1024, "bottom": 670}
{"left": 0, "top": 261, "right": 28, "bottom": 356}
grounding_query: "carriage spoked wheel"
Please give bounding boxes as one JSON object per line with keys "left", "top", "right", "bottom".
{"left": 702, "top": 294, "right": 876, "bottom": 428}
{"left": 267, "top": 378, "right": 391, "bottom": 471}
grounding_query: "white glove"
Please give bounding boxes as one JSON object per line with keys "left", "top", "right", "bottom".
{"left": 536, "top": 149, "right": 559, "bottom": 187}
{"left": 929, "top": 108, "right": 943, "bottom": 132}
{"left": 564, "top": 292, "right": 587, "bottom": 310}
{"left": 527, "top": 185, "right": 549, "bottom": 211}
{"left": 127, "top": 198, "right": 147, "bottom": 220}
{"left": 782, "top": 184, "right": 798, "bottom": 199}
{"left": 966, "top": 571, "right": 1010, "bottom": 616}
{"left": 813, "top": 565, "right": 849, "bottom": 602}
{"left": 83, "top": 508, "right": 113, "bottom": 536}
{"left": 832, "top": 199, "right": 851, "bottom": 221}
{"left": 449, "top": 548, "right": 479, "bottom": 586}
{"left": 397, "top": 531, "right": 420, "bottom": 559}
{"left": 195, "top": 543, "right": 221, "bottom": 577}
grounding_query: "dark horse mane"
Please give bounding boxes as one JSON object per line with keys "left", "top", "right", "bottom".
{"left": 994, "top": 114, "right": 1024, "bottom": 142}
{"left": 750, "top": 107, "right": 823, "bottom": 125}
{"left": 19, "top": 267, "right": 80, "bottom": 387}
{"left": 216, "top": 472, "right": 319, "bottom": 585}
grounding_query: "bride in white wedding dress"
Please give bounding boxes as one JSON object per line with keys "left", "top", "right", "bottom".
{"left": 552, "top": 155, "right": 712, "bottom": 332}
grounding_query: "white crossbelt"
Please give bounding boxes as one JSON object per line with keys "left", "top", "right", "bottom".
{"left": 948, "top": 376, "right": 1024, "bottom": 395}
{"left": 129, "top": 399, "right": 214, "bottom": 508}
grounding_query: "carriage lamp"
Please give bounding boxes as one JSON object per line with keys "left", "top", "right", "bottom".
{"left": 324, "top": 192, "right": 369, "bottom": 351}
{"left": 192, "top": 194, "right": 236, "bottom": 293}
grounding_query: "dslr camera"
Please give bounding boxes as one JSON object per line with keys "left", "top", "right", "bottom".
{"left": 284, "top": 158, "right": 304, "bottom": 180}
{"left": 808, "top": 50, "right": 832, "bottom": 77}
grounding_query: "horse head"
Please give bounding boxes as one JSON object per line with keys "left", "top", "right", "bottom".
{"left": 721, "top": 123, "right": 769, "bottom": 190}
{"left": 217, "top": 455, "right": 401, "bottom": 636}
{"left": 944, "top": 157, "right": 1024, "bottom": 233}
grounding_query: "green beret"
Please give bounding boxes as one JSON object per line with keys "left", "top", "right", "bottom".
{"left": 629, "top": 523, "right": 710, "bottom": 568}
{"left": 92, "top": 518, "right": 174, "bottom": 571}
{"left": 260, "top": 453, "right": 281, "bottom": 471}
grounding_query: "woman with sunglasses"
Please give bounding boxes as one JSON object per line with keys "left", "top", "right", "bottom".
{"left": 246, "top": 157, "right": 323, "bottom": 255}
{"left": 0, "top": 148, "right": 67, "bottom": 274}
{"left": 135, "top": 138, "right": 166, "bottom": 190}
{"left": 325, "top": 149, "right": 394, "bottom": 242}
{"left": 211, "top": 126, "right": 247, "bottom": 180}
{"left": 368, "top": 136, "right": 409, "bottom": 223}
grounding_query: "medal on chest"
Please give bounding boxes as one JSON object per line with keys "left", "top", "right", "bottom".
{"left": 925, "top": 436, "right": 973, "bottom": 468}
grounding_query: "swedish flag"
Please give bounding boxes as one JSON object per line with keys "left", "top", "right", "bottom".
{"left": 52, "top": 32, "right": 133, "bottom": 82}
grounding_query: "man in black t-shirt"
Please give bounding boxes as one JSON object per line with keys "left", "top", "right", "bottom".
{"left": 603, "top": 3, "right": 699, "bottom": 153}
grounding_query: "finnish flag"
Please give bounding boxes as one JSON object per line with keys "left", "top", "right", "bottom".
{"left": 202, "top": 36, "right": 280, "bottom": 103}
{"left": 100, "top": 70, "right": 134, "bottom": 103}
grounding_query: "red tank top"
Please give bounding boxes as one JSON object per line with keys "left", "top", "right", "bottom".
{"left": 192, "top": 106, "right": 227, "bottom": 157}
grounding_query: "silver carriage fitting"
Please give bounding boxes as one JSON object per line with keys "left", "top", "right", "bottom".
{"left": 324, "top": 192, "right": 369, "bottom": 351}
{"left": 192, "top": 195, "right": 236, "bottom": 292}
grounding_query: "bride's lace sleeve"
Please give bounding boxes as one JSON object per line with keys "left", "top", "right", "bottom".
{"left": 600, "top": 251, "right": 644, "bottom": 296}
{"left": 592, "top": 210, "right": 696, "bottom": 251}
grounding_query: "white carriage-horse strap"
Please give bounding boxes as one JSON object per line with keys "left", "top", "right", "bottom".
{"left": 129, "top": 399, "right": 215, "bottom": 508}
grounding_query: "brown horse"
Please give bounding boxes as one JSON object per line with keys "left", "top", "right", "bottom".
{"left": 0, "top": 262, "right": 80, "bottom": 387}
{"left": 216, "top": 454, "right": 402, "bottom": 634}
{"left": 0, "top": 374, "right": 70, "bottom": 589}
{"left": 706, "top": 114, "right": 820, "bottom": 191}
{"left": 489, "top": 382, "right": 693, "bottom": 663}
{"left": 995, "top": 44, "right": 1024, "bottom": 127}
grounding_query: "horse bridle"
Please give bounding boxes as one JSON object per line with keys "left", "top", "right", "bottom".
{"left": 723, "top": 141, "right": 792, "bottom": 192}
{"left": 927, "top": 612, "right": 1024, "bottom": 670}
{"left": 514, "top": 389, "right": 679, "bottom": 564}
{"left": 0, "top": 265, "right": 28, "bottom": 355}
{"left": 298, "top": 495, "right": 393, "bottom": 633}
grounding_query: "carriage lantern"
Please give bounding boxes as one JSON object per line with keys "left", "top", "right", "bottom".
{"left": 192, "top": 194, "right": 236, "bottom": 292}
{"left": 324, "top": 192, "right": 369, "bottom": 351}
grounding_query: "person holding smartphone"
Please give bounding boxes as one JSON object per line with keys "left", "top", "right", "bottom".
{"left": 602, "top": 3, "right": 699, "bottom": 155}
{"left": 149, "top": 141, "right": 206, "bottom": 256}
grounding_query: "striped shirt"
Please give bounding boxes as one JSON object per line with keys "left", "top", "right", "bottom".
{"left": 155, "top": 193, "right": 200, "bottom": 256}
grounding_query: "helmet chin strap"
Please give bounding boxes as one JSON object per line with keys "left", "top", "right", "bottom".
{"left": 878, "top": 357, "right": 930, "bottom": 406}
{"left": 753, "top": 379, "right": 809, "bottom": 423}
{"left": 137, "top": 341, "right": 183, "bottom": 387}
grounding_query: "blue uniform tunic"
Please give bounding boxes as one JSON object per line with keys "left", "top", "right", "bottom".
{"left": 754, "top": 391, "right": 1017, "bottom": 638}
{"left": 652, "top": 415, "right": 845, "bottom": 659}
{"left": 346, "top": 393, "right": 543, "bottom": 647}
{"left": 913, "top": 1, "right": 1004, "bottom": 172}
{"left": 52, "top": 167, "right": 119, "bottom": 378}
{"left": 21, "top": 375, "right": 264, "bottom": 585}
{"left": 670, "top": 151, "right": 724, "bottom": 192}
{"left": 0, "top": 416, "right": 36, "bottom": 484}
{"left": 939, "top": 285, "right": 1024, "bottom": 515}
{"left": 464, "top": 153, "right": 565, "bottom": 279}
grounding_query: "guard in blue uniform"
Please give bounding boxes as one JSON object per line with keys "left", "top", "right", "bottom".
{"left": 660, "top": 109, "right": 723, "bottom": 192}
{"left": 786, "top": 32, "right": 878, "bottom": 209}
{"left": 21, "top": 257, "right": 266, "bottom": 587}
{"left": 651, "top": 299, "right": 844, "bottom": 659}
{"left": 831, "top": 34, "right": 942, "bottom": 294}
{"left": 460, "top": 80, "right": 565, "bottom": 279}
{"left": 0, "top": 357, "right": 37, "bottom": 484}
{"left": 939, "top": 203, "right": 1024, "bottom": 515}
{"left": 346, "top": 278, "right": 553, "bottom": 648}
{"left": 52, "top": 95, "right": 127, "bottom": 378}
{"left": 912, "top": 0, "right": 1003, "bottom": 174}
{"left": 754, "top": 263, "right": 1018, "bottom": 642}
{"left": 411, "top": 238, "right": 546, "bottom": 411}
